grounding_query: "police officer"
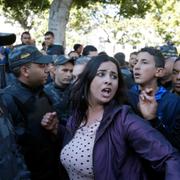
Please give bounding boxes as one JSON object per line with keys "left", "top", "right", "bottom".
{"left": 1, "top": 45, "right": 60, "bottom": 180}
{"left": 44, "top": 55, "right": 74, "bottom": 125}
{"left": 0, "top": 33, "right": 30, "bottom": 180}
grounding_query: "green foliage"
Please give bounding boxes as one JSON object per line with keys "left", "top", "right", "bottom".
{"left": 0, "top": 0, "right": 50, "bottom": 12}
{"left": 0, "top": 0, "right": 50, "bottom": 29}
{"left": 73, "top": 0, "right": 151, "bottom": 18}
{"left": 66, "top": 1, "right": 180, "bottom": 53}
{"left": 119, "top": 0, "right": 151, "bottom": 18}
{"left": 1, "top": 0, "right": 180, "bottom": 53}
{"left": 150, "top": 0, "right": 180, "bottom": 45}
{"left": 0, "top": 0, "right": 151, "bottom": 31}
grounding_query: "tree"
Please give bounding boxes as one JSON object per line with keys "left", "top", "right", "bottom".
{"left": 150, "top": 0, "right": 180, "bottom": 45}
{"left": 0, "top": 0, "right": 152, "bottom": 45}
{"left": 48, "top": 0, "right": 151, "bottom": 45}
{"left": 48, "top": 0, "right": 73, "bottom": 45}
{"left": 0, "top": 0, "right": 50, "bottom": 30}
{"left": 66, "top": 1, "right": 180, "bottom": 53}
{"left": 66, "top": 3, "right": 162, "bottom": 54}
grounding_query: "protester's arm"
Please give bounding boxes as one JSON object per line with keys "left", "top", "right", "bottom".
{"left": 41, "top": 112, "right": 59, "bottom": 135}
{"left": 122, "top": 110, "right": 180, "bottom": 180}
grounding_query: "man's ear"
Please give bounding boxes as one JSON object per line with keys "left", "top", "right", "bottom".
{"left": 155, "top": 67, "right": 164, "bottom": 78}
{"left": 20, "top": 65, "right": 30, "bottom": 78}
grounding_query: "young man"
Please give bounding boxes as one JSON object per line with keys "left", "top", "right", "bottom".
{"left": 14, "top": 31, "right": 32, "bottom": 48}
{"left": 44, "top": 55, "right": 74, "bottom": 125}
{"left": 128, "top": 47, "right": 180, "bottom": 149}
{"left": 114, "top": 52, "right": 134, "bottom": 89}
{"left": 44, "top": 31, "right": 64, "bottom": 55}
{"left": 73, "top": 43, "right": 83, "bottom": 57}
{"left": 129, "top": 51, "right": 138, "bottom": 71}
{"left": 82, "top": 45, "right": 98, "bottom": 57}
{"left": 21, "top": 31, "right": 31, "bottom": 45}
{"left": 1, "top": 45, "right": 60, "bottom": 180}
{"left": 172, "top": 57, "right": 180, "bottom": 96}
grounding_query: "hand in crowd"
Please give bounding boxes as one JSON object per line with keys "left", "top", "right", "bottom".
{"left": 41, "top": 112, "right": 59, "bottom": 135}
{"left": 138, "top": 88, "right": 158, "bottom": 120}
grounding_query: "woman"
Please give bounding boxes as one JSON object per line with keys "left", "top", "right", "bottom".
{"left": 42, "top": 55, "right": 180, "bottom": 180}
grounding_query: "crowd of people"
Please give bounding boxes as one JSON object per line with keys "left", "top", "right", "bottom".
{"left": 0, "top": 31, "right": 180, "bottom": 180}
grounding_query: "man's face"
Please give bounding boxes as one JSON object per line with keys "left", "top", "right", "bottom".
{"left": 44, "top": 35, "right": 54, "bottom": 46}
{"left": 88, "top": 51, "right": 98, "bottom": 57}
{"left": 163, "top": 57, "right": 175, "bottom": 78}
{"left": 54, "top": 62, "right": 74, "bottom": 88}
{"left": 172, "top": 60, "right": 180, "bottom": 94}
{"left": 21, "top": 34, "right": 31, "bottom": 45}
{"left": 77, "top": 46, "right": 83, "bottom": 55}
{"left": 72, "top": 64, "right": 85, "bottom": 82}
{"left": 23, "top": 63, "right": 49, "bottom": 87}
{"left": 48, "top": 63, "right": 55, "bottom": 80}
{"left": 133, "top": 52, "right": 159, "bottom": 87}
{"left": 129, "top": 54, "right": 137, "bottom": 69}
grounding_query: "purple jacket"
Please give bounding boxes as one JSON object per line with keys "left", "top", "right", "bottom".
{"left": 60, "top": 103, "right": 180, "bottom": 180}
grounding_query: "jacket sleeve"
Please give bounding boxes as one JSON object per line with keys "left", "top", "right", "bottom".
{"left": 164, "top": 114, "right": 180, "bottom": 150}
{"left": 0, "top": 98, "right": 31, "bottom": 179}
{"left": 121, "top": 108, "right": 180, "bottom": 180}
{"left": 1, "top": 93, "right": 27, "bottom": 145}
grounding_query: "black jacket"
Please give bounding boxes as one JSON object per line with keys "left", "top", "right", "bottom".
{"left": 1, "top": 80, "right": 60, "bottom": 180}
{"left": 0, "top": 96, "right": 30, "bottom": 180}
{"left": 44, "top": 82, "right": 72, "bottom": 125}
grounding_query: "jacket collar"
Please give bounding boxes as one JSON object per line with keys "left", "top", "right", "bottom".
{"left": 131, "top": 84, "right": 167, "bottom": 101}
{"left": 94, "top": 101, "right": 123, "bottom": 143}
{"left": 65, "top": 101, "right": 128, "bottom": 147}
{"left": 6, "top": 79, "right": 44, "bottom": 104}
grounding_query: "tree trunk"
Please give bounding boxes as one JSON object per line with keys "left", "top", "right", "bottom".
{"left": 48, "top": 0, "right": 73, "bottom": 46}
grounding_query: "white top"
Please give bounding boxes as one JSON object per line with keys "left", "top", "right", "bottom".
{"left": 60, "top": 120, "right": 100, "bottom": 180}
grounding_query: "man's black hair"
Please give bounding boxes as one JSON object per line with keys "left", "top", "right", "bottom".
{"left": 21, "top": 31, "right": 30, "bottom": 39}
{"left": 44, "top": 31, "right": 54, "bottom": 37}
{"left": 73, "top": 44, "right": 82, "bottom": 51}
{"left": 82, "top": 45, "right": 97, "bottom": 56}
{"left": 138, "top": 47, "right": 165, "bottom": 68}
{"left": 114, "top": 52, "right": 125, "bottom": 67}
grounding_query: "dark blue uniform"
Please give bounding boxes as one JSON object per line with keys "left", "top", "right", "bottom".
{"left": 44, "top": 82, "right": 72, "bottom": 125}
{"left": 0, "top": 96, "right": 30, "bottom": 180}
{"left": 1, "top": 79, "right": 60, "bottom": 180}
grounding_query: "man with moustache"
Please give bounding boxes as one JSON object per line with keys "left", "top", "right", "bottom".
{"left": 0, "top": 33, "right": 30, "bottom": 179}
{"left": 0, "top": 45, "right": 60, "bottom": 180}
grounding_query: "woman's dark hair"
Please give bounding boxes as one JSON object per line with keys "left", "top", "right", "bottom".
{"left": 71, "top": 54, "right": 127, "bottom": 129}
